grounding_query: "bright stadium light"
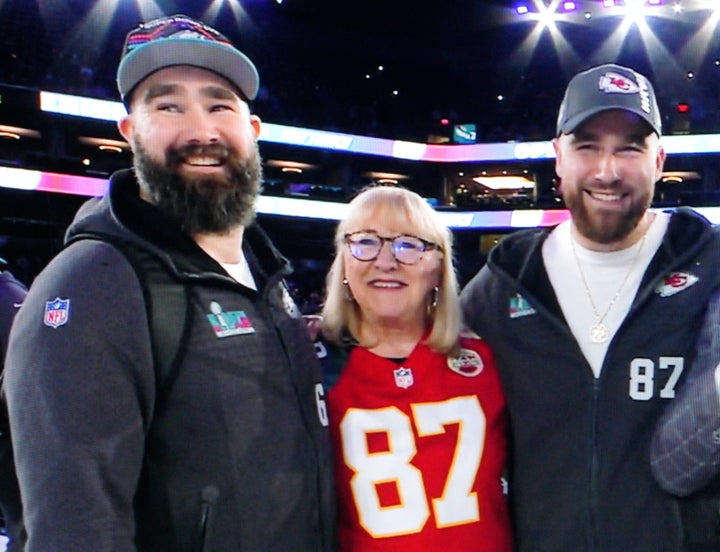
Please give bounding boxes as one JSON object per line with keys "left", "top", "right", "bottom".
{"left": 697, "top": 0, "right": 720, "bottom": 13}
{"left": 536, "top": 1, "right": 557, "bottom": 29}
{"left": 513, "top": 0, "right": 566, "bottom": 29}
{"left": 622, "top": 0, "right": 649, "bottom": 24}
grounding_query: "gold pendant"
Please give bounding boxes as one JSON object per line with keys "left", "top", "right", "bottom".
{"left": 590, "top": 323, "right": 609, "bottom": 344}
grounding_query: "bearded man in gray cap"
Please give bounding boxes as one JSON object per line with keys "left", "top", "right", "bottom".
{"left": 460, "top": 63, "right": 720, "bottom": 550}
{"left": 4, "top": 14, "right": 335, "bottom": 552}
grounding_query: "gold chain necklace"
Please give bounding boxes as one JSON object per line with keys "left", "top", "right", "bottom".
{"left": 569, "top": 230, "right": 647, "bottom": 344}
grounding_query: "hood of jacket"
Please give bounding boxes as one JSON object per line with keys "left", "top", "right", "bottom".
{"left": 487, "top": 207, "right": 718, "bottom": 289}
{"left": 65, "top": 168, "right": 293, "bottom": 284}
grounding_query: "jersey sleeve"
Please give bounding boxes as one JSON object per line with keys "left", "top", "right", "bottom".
{"left": 651, "top": 287, "right": 720, "bottom": 497}
{"left": 4, "top": 240, "right": 155, "bottom": 551}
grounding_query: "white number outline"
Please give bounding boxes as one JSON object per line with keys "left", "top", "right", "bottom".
{"left": 628, "top": 356, "right": 685, "bottom": 401}
{"left": 339, "top": 396, "right": 485, "bottom": 537}
{"left": 659, "top": 356, "right": 684, "bottom": 399}
{"left": 629, "top": 358, "right": 654, "bottom": 401}
{"left": 315, "top": 383, "right": 329, "bottom": 426}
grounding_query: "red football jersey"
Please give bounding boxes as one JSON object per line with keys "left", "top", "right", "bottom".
{"left": 327, "top": 337, "right": 512, "bottom": 552}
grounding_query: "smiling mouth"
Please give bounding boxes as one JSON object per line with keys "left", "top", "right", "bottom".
{"left": 184, "top": 156, "right": 223, "bottom": 167}
{"left": 370, "top": 281, "right": 404, "bottom": 288}
{"left": 587, "top": 190, "right": 624, "bottom": 202}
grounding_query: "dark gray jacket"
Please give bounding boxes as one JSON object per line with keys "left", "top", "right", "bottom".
{"left": 4, "top": 169, "right": 336, "bottom": 552}
{"left": 0, "top": 264, "right": 27, "bottom": 550}
{"left": 460, "top": 208, "right": 720, "bottom": 551}
{"left": 0, "top": 265, "right": 26, "bottom": 364}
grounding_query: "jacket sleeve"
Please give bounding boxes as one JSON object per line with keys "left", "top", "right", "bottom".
{"left": 4, "top": 240, "right": 155, "bottom": 551}
{"left": 0, "top": 273, "right": 28, "bottom": 363}
{"left": 650, "top": 288, "right": 720, "bottom": 497}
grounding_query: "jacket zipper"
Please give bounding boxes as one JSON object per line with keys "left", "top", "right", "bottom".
{"left": 197, "top": 485, "right": 219, "bottom": 552}
{"left": 590, "top": 377, "right": 600, "bottom": 550}
{"left": 261, "top": 287, "right": 330, "bottom": 551}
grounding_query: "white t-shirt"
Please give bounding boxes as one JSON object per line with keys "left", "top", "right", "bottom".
{"left": 543, "top": 213, "right": 669, "bottom": 377}
{"left": 220, "top": 251, "right": 257, "bottom": 290}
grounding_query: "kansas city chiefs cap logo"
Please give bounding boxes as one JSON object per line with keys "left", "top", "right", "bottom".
{"left": 598, "top": 72, "right": 640, "bottom": 94}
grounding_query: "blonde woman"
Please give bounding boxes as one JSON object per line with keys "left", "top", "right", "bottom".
{"left": 321, "top": 186, "right": 512, "bottom": 551}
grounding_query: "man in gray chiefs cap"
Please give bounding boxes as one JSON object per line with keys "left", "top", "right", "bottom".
{"left": 4, "top": 14, "right": 336, "bottom": 552}
{"left": 461, "top": 62, "right": 720, "bottom": 550}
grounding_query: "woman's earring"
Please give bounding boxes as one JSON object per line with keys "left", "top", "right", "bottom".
{"left": 431, "top": 286, "right": 439, "bottom": 309}
{"left": 343, "top": 278, "right": 355, "bottom": 302}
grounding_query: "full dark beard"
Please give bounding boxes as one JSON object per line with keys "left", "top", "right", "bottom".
{"left": 564, "top": 188, "right": 650, "bottom": 244}
{"left": 133, "top": 139, "right": 263, "bottom": 235}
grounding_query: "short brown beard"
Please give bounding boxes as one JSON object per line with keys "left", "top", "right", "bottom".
{"left": 133, "top": 139, "right": 263, "bottom": 235}
{"left": 563, "top": 187, "right": 651, "bottom": 245}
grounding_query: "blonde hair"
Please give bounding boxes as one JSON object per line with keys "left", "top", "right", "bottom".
{"left": 322, "top": 186, "right": 460, "bottom": 354}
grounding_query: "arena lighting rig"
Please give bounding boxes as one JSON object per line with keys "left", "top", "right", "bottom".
{"left": 37, "top": 91, "right": 720, "bottom": 162}
{"left": 3, "top": 165, "right": 720, "bottom": 230}
{"left": 514, "top": 0, "right": 717, "bottom": 21}
{"left": 0, "top": 89, "right": 710, "bottom": 230}
{"left": 489, "top": 0, "right": 720, "bottom": 124}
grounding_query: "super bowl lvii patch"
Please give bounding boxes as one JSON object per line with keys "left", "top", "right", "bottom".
{"left": 509, "top": 293, "right": 536, "bottom": 319}
{"left": 206, "top": 301, "right": 255, "bottom": 338}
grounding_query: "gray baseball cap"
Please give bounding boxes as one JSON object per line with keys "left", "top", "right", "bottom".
{"left": 556, "top": 63, "right": 661, "bottom": 137}
{"left": 117, "top": 14, "right": 259, "bottom": 104}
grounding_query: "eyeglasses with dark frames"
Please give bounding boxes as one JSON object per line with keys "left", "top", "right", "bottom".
{"left": 344, "top": 231, "right": 441, "bottom": 265}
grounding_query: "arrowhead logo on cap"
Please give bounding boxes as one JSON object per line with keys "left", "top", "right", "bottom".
{"left": 598, "top": 72, "right": 640, "bottom": 95}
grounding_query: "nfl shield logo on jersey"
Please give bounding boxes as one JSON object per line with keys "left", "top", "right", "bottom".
{"left": 393, "top": 367, "right": 414, "bottom": 389}
{"left": 44, "top": 297, "right": 70, "bottom": 328}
